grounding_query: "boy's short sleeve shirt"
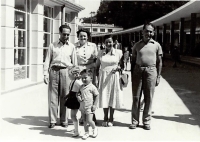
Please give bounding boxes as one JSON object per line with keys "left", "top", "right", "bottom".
{"left": 80, "top": 83, "right": 99, "bottom": 104}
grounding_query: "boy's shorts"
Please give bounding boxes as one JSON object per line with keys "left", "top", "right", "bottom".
{"left": 79, "top": 102, "right": 94, "bottom": 115}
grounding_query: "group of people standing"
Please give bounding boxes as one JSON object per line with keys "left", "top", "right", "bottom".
{"left": 43, "top": 22, "right": 163, "bottom": 140}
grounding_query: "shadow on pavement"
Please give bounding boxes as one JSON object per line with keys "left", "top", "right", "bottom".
{"left": 96, "top": 119, "right": 130, "bottom": 127}
{"left": 153, "top": 114, "right": 199, "bottom": 126}
{"left": 3, "top": 116, "right": 48, "bottom": 126}
{"left": 161, "top": 60, "right": 200, "bottom": 127}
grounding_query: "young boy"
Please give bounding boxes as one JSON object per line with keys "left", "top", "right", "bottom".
{"left": 76, "top": 69, "right": 99, "bottom": 140}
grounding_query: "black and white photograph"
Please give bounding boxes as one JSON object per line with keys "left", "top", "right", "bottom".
{"left": 1, "top": 0, "right": 200, "bottom": 141}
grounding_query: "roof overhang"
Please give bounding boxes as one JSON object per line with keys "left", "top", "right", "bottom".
{"left": 92, "top": 0, "right": 200, "bottom": 37}
{"left": 45, "top": 0, "right": 85, "bottom": 12}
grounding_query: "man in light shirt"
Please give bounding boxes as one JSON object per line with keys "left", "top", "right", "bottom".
{"left": 130, "top": 22, "right": 162, "bottom": 130}
{"left": 44, "top": 25, "right": 77, "bottom": 128}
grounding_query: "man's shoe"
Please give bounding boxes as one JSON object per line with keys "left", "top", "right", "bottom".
{"left": 48, "top": 123, "right": 55, "bottom": 128}
{"left": 129, "top": 124, "right": 137, "bottom": 129}
{"left": 61, "top": 123, "right": 68, "bottom": 128}
{"left": 143, "top": 125, "right": 151, "bottom": 130}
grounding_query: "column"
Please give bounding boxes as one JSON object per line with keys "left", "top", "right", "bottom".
{"left": 53, "top": 6, "right": 62, "bottom": 41}
{"left": 1, "top": 0, "right": 15, "bottom": 90}
{"left": 156, "top": 26, "right": 159, "bottom": 41}
{"left": 162, "top": 24, "right": 167, "bottom": 53}
{"left": 134, "top": 32, "right": 136, "bottom": 42}
{"left": 70, "top": 12, "right": 78, "bottom": 43}
{"left": 170, "top": 21, "right": 175, "bottom": 52}
{"left": 31, "top": 0, "right": 44, "bottom": 82}
{"left": 179, "top": 18, "right": 184, "bottom": 55}
{"left": 61, "top": 5, "right": 66, "bottom": 25}
{"left": 190, "top": 13, "right": 196, "bottom": 56}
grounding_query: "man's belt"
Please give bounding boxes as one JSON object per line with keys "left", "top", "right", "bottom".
{"left": 51, "top": 65, "right": 67, "bottom": 70}
{"left": 136, "top": 64, "right": 156, "bottom": 68}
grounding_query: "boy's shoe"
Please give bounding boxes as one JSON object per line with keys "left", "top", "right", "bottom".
{"left": 61, "top": 123, "right": 68, "bottom": 128}
{"left": 92, "top": 127, "right": 98, "bottom": 138}
{"left": 82, "top": 132, "right": 89, "bottom": 140}
{"left": 129, "top": 124, "right": 137, "bottom": 129}
{"left": 72, "top": 131, "right": 80, "bottom": 137}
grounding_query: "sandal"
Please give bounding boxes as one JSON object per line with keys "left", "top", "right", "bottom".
{"left": 102, "top": 121, "right": 108, "bottom": 127}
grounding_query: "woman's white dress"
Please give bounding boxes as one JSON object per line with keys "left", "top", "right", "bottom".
{"left": 98, "top": 48, "right": 124, "bottom": 109}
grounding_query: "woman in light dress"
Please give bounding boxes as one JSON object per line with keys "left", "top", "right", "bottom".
{"left": 96, "top": 35, "right": 124, "bottom": 127}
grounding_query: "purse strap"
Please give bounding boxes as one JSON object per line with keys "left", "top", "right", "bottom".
{"left": 69, "top": 79, "right": 76, "bottom": 91}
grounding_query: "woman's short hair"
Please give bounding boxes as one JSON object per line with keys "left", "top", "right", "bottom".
{"left": 77, "top": 28, "right": 91, "bottom": 38}
{"left": 59, "top": 25, "right": 71, "bottom": 33}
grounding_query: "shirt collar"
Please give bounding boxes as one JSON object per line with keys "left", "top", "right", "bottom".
{"left": 102, "top": 47, "right": 116, "bottom": 56}
{"left": 58, "top": 39, "right": 69, "bottom": 45}
{"left": 141, "top": 38, "right": 155, "bottom": 44}
{"left": 76, "top": 41, "right": 90, "bottom": 47}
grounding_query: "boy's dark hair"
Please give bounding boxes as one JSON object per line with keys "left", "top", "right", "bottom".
{"left": 143, "top": 22, "right": 155, "bottom": 30}
{"left": 80, "top": 69, "right": 93, "bottom": 78}
{"left": 77, "top": 28, "right": 91, "bottom": 38}
{"left": 59, "top": 25, "right": 71, "bottom": 33}
{"left": 104, "top": 34, "right": 113, "bottom": 41}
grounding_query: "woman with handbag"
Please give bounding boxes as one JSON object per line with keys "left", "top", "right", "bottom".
{"left": 96, "top": 35, "right": 125, "bottom": 127}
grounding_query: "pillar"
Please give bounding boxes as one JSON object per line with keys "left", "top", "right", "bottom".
{"left": 179, "top": 18, "right": 184, "bottom": 55}
{"left": 70, "top": 12, "right": 78, "bottom": 43}
{"left": 1, "top": 0, "right": 15, "bottom": 90}
{"left": 162, "top": 24, "right": 167, "bottom": 53}
{"left": 53, "top": 6, "right": 62, "bottom": 41}
{"left": 190, "top": 13, "right": 196, "bottom": 56}
{"left": 156, "top": 26, "right": 159, "bottom": 41}
{"left": 31, "top": 0, "right": 44, "bottom": 82}
{"left": 170, "top": 21, "right": 175, "bottom": 52}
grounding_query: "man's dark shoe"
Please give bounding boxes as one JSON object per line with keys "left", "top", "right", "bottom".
{"left": 61, "top": 123, "right": 68, "bottom": 128}
{"left": 143, "top": 125, "right": 151, "bottom": 130}
{"left": 129, "top": 124, "right": 137, "bottom": 129}
{"left": 48, "top": 123, "right": 55, "bottom": 128}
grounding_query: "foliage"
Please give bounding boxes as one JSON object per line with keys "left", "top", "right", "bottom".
{"left": 83, "top": 1, "right": 188, "bottom": 29}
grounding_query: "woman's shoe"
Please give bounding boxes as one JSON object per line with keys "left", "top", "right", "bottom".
{"left": 102, "top": 121, "right": 108, "bottom": 127}
{"left": 107, "top": 122, "right": 113, "bottom": 127}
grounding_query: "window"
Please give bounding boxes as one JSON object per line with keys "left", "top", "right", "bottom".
{"left": 108, "top": 29, "right": 113, "bottom": 33}
{"left": 93, "top": 28, "right": 97, "bottom": 32}
{"left": 100, "top": 29, "right": 105, "bottom": 32}
{"left": 14, "top": 0, "right": 30, "bottom": 81}
{"left": 43, "top": 6, "right": 53, "bottom": 62}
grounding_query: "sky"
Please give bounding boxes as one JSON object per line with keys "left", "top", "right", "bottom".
{"left": 78, "top": 0, "right": 101, "bottom": 18}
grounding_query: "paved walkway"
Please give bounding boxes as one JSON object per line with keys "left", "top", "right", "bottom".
{"left": 1, "top": 60, "right": 200, "bottom": 141}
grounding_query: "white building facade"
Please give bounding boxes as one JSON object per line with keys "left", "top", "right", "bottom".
{"left": 1, "top": 0, "right": 84, "bottom": 93}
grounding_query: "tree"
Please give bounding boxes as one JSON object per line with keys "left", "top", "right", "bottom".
{"left": 87, "top": 1, "right": 189, "bottom": 29}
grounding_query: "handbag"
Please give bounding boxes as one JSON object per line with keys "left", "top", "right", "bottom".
{"left": 64, "top": 79, "right": 80, "bottom": 109}
{"left": 120, "top": 73, "right": 129, "bottom": 87}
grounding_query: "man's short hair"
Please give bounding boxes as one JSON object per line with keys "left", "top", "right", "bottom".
{"left": 143, "top": 22, "right": 155, "bottom": 30}
{"left": 80, "top": 69, "right": 93, "bottom": 78}
{"left": 59, "top": 25, "right": 71, "bottom": 33}
{"left": 104, "top": 34, "right": 113, "bottom": 41}
{"left": 77, "top": 28, "right": 91, "bottom": 38}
